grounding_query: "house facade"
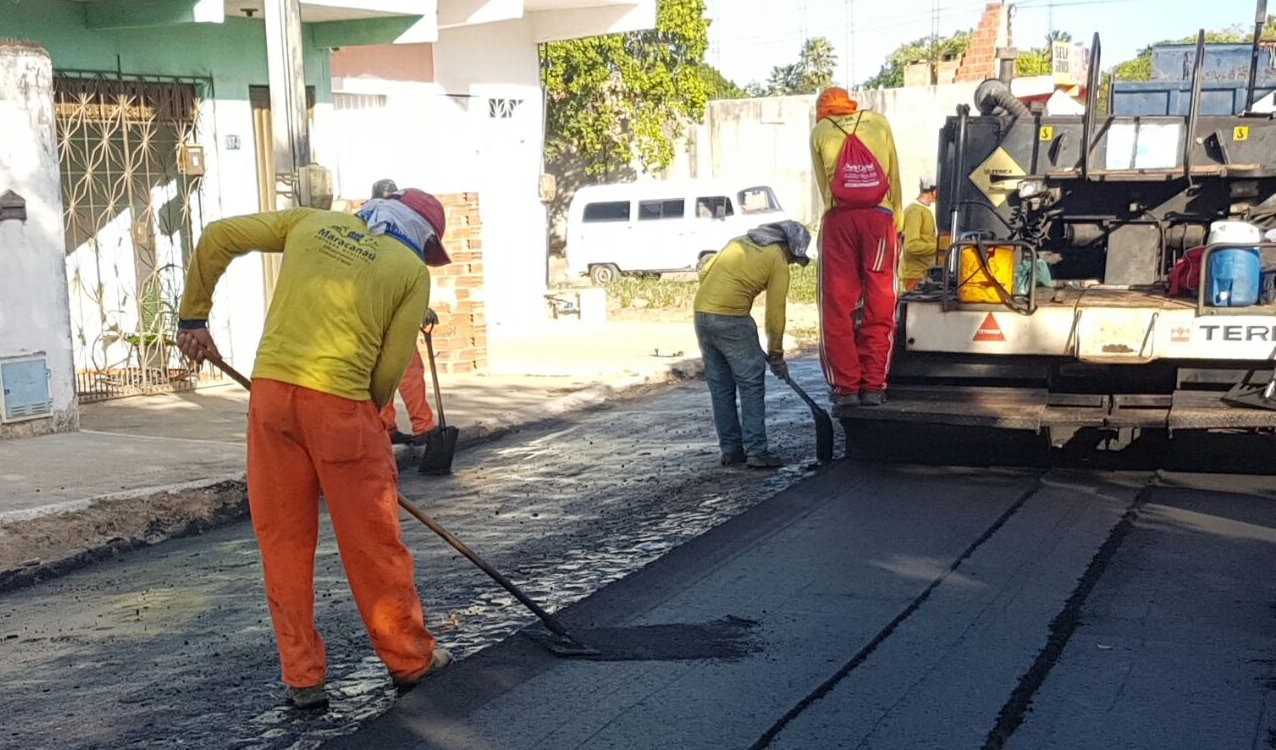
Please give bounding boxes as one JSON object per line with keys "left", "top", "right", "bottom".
{"left": 0, "top": 0, "right": 653, "bottom": 439}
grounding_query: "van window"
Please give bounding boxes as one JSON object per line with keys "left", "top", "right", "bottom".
{"left": 583, "top": 201, "right": 631, "bottom": 223}
{"left": 638, "top": 199, "right": 686, "bottom": 221}
{"left": 739, "top": 187, "right": 781, "bottom": 214}
{"left": 695, "top": 196, "right": 734, "bottom": 219}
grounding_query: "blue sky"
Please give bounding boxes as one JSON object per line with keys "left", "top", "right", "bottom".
{"left": 705, "top": 0, "right": 1265, "bottom": 88}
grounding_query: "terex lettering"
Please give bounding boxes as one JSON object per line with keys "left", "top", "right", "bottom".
{"left": 1198, "top": 324, "right": 1276, "bottom": 342}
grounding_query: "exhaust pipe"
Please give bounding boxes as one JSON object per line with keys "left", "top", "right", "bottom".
{"left": 974, "top": 78, "right": 1031, "bottom": 118}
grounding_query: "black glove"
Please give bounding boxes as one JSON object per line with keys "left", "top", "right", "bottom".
{"left": 422, "top": 308, "right": 440, "bottom": 327}
{"left": 768, "top": 355, "right": 789, "bottom": 380}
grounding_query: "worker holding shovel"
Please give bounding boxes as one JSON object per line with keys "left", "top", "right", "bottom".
{"left": 370, "top": 179, "right": 442, "bottom": 449}
{"left": 694, "top": 220, "right": 812, "bottom": 469}
{"left": 175, "top": 188, "right": 452, "bottom": 711}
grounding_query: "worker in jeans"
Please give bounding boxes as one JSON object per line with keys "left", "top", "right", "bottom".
{"left": 370, "top": 179, "right": 440, "bottom": 447}
{"left": 694, "top": 221, "right": 811, "bottom": 469}
{"left": 175, "top": 188, "right": 453, "bottom": 710}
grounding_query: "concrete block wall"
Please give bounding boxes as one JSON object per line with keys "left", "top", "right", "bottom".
{"left": 429, "top": 193, "right": 488, "bottom": 375}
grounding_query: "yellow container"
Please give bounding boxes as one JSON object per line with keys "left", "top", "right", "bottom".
{"left": 958, "top": 245, "right": 1016, "bottom": 304}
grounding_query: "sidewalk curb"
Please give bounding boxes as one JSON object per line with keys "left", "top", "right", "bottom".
{"left": 0, "top": 357, "right": 709, "bottom": 595}
{"left": 0, "top": 477, "right": 248, "bottom": 593}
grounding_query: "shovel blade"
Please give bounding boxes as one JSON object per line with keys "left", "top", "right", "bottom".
{"left": 813, "top": 410, "right": 835, "bottom": 463}
{"left": 419, "top": 426, "right": 460, "bottom": 475}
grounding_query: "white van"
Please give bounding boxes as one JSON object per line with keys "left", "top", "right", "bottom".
{"left": 565, "top": 180, "right": 792, "bottom": 284}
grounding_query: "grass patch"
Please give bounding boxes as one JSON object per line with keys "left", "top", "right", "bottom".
{"left": 589, "top": 261, "right": 821, "bottom": 311}
{"left": 606, "top": 276, "right": 700, "bottom": 310}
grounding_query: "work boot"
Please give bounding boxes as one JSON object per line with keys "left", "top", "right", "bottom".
{"left": 286, "top": 684, "right": 329, "bottom": 711}
{"left": 860, "top": 390, "right": 887, "bottom": 407}
{"left": 745, "top": 453, "right": 785, "bottom": 470}
{"left": 831, "top": 391, "right": 860, "bottom": 408}
{"left": 392, "top": 646, "right": 453, "bottom": 694}
{"left": 720, "top": 451, "right": 746, "bottom": 467}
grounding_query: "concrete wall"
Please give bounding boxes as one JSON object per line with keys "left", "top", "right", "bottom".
{"left": 665, "top": 83, "right": 978, "bottom": 228}
{"left": 0, "top": 44, "right": 77, "bottom": 438}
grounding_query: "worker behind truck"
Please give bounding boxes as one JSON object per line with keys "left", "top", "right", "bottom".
{"left": 174, "top": 189, "right": 453, "bottom": 711}
{"left": 370, "top": 179, "right": 441, "bottom": 448}
{"left": 694, "top": 220, "right": 812, "bottom": 470}
{"left": 810, "top": 86, "right": 903, "bottom": 410}
{"left": 900, "top": 174, "right": 940, "bottom": 292}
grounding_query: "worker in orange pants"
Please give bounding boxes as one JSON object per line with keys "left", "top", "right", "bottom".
{"left": 176, "top": 188, "right": 454, "bottom": 711}
{"left": 379, "top": 316, "right": 438, "bottom": 445}
{"left": 249, "top": 379, "right": 435, "bottom": 689}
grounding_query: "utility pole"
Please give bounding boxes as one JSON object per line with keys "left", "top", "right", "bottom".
{"left": 263, "top": 0, "right": 309, "bottom": 210}
{"left": 261, "top": 0, "right": 309, "bottom": 297}
{"left": 844, "top": 0, "right": 855, "bottom": 86}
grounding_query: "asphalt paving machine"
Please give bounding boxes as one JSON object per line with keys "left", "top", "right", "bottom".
{"left": 842, "top": 22, "right": 1276, "bottom": 449}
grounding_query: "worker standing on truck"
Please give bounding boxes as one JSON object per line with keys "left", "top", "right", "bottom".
{"left": 694, "top": 220, "right": 812, "bottom": 470}
{"left": 369, "top": 179, "right": 440, "bottom": 447}
{"left": 810, "top": 86, "right": 903, "bottom": 409}
{"left": 900, "top": 174, "right": 940, "bottom": 292}
{"left": 174, "top": 189, "right": 453, "bottom": 711}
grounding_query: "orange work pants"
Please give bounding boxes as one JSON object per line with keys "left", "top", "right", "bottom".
{"left": 379, "top": 342, "right": 436, "bottom": 435}
{"left": 247, "top": 379, "right": 435, "bottom": 688}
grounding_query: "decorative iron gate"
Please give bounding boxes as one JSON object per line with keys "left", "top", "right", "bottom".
{"left": 55, "top": 72, "right": 217, "bottom": 401}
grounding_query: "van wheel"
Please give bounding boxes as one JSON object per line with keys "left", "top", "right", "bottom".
{"left": 696, "top": 253, "right": 716, "bottom": 272}
{"left": 590, "top": 264, "right": 621, "bottom": 285}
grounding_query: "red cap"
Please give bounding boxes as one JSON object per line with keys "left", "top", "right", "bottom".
{"left": 390, "top": 188, "right": 451, "bottom": 267}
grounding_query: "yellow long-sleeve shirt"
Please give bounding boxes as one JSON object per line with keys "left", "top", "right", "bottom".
{"left": 694, "top": 237, "right": 790, "bottom": 357}
{"left": 179, "top": 208, "right": 431, "bottom": 409}
{"left": 810, "top": 112, "right": 904, "bottom": 232}
{"left": 900, "top": 201, "right": 939, "bottom": 282}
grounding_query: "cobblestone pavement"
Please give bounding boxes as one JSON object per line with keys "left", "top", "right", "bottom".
{"left": 0, "top": 364, "right": 831, "bottom": 750}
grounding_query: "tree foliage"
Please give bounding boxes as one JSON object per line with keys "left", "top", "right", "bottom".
{"left": 698, "top": 65, "right": 748, "bottom": 100}
{"left": 863, "top": 30, "right": 972, "bottom": 89}
{"left": 541, "top": 0, "right": 710, "bottom": 176}
{"left": 751, "top": 36, "right": 839, "bottom": 96}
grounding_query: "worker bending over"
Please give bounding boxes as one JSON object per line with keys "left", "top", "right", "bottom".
{"left": 900, "top": 174, "right": 940, "bottom": 292}
{"left": 811, "top": 86, "right": 903, "bottom": 410}
{"left": 175, "top": 189, "right": 452, "bottom": 710}
{"left": 370, "top": 179, "right": 440, "bottom": 447}
{"left": 694, "top": 221, "right": 811, "bottom": 469}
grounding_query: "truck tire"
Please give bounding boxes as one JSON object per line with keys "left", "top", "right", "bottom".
{"left": 590, "top": 263, "right": 621, "bottom": 285}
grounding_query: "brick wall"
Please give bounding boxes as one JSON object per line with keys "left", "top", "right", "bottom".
{"left": 429, "top": 193, "right": 487, "bottom": 374}
{"left": 955, "top": 2, "right": 1011, "bottom": 83}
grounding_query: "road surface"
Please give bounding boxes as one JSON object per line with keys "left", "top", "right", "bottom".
{"left": 3, "top": 363, "right": 1275, "bottom": 750}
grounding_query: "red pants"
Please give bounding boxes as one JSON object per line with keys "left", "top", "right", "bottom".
{"left": 379, "top": 340, "right": 436, "bottom": 435}
{"left": 247, "top": 379, "right": 436, "bottom": 688}
{"left": 819, "top": 207, "right": 899, "bottom": 393}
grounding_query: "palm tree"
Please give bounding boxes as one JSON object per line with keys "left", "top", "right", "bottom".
{"left": 1046, "top": 29, "right": 1073, "bottom": 45}
{"left": 799, "top": 37, "right": 838, "bottom": 93}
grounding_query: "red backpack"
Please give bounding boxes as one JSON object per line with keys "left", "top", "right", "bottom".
{"left": 829, "top": 114, "right": 890, "bottom": 209}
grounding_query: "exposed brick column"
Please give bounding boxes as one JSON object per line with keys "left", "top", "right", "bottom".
{"left": 955, "top": 2, "right": 1012, "bottom": 83}
{"left": 428, "top": 193, "right": 488, "bottom": 375}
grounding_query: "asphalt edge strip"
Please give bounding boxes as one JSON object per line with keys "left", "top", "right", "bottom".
{"left": 745, "top": 473, "right": 1048, "bottom": 750}
{"left": 978, "top": 483, "right": 1152, "bottom": 750}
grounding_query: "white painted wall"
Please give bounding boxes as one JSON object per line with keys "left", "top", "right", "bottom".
{"left": 332, "top": 18, "right": 547, "bottom": 334}
{"left": 0, "top": 44, "right": 77, "bottom": 437}
{"left": 665, "top": 84, "right": 980, "bottom": 228}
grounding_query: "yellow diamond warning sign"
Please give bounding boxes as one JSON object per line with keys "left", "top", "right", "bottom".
{"left": 970, "top": 147, "right": 1027, "bottom": 208}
